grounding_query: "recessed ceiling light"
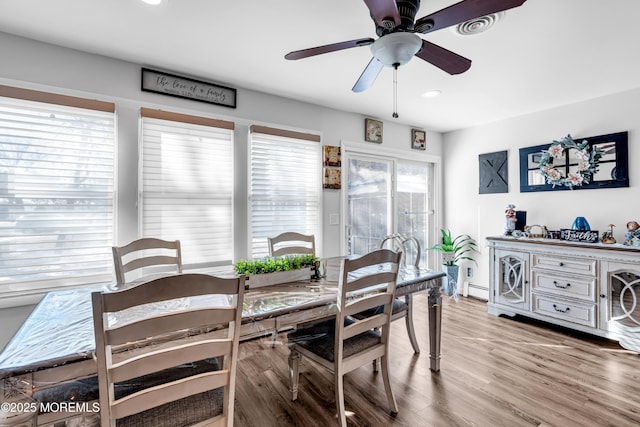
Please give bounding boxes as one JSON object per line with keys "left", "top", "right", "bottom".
{"left": 141, "top": 0, "right": 163, "bottom": 5}
{"left": 421, "top": 90, "right": 441, "bottom": 98}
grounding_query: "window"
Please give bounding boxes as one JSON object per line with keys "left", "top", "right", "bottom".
{"left": 249, "top": 125, "right": 321, "bottom": 258}
{"left": 140, "top": 108, "right": 234, "bottom": 267}
{"left": 0, "top": 86, "right": 116, "bottom": 295}
{"left": 345, "top": 151, "right": 435, "bottom": 268}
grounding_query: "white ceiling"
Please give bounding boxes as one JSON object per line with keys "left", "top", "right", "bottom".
{"left": 1, "top": 0, "right": 639, "bottom": 132}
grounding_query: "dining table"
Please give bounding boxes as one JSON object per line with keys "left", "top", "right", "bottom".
{"left": 0, "top": 262, "right": 445, "bottom": 426}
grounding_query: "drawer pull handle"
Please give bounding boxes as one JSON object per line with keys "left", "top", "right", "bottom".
{"left": 553, "top": 304, "right": 570, "bottom": 313}
{"left": 553, "top": 281, "right": 571, "bottom": 289}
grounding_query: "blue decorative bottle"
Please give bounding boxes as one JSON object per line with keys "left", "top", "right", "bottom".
{"left": 571, "top": 216, "right": 591, "bottom": 231}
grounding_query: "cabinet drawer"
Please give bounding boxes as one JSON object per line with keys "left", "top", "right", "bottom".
{"left": 531, "top": 295, "right": 596, "bottom": 328}
{"left": 532, "top": 272, "right": 596, "bottom": 301}
{"left": 532, "top": 254, "right": 596, "bottom": 276}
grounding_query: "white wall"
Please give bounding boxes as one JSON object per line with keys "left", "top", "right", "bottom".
{"left": 443, "top": 88, "right": 640, "bottom": 299}
{"left": 0, "top": 32, "right": 443, "bottom": 349}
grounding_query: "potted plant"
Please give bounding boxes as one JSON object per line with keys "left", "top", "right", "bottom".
{"left": 430, "top": 229, "right": 479, "bottom": 297}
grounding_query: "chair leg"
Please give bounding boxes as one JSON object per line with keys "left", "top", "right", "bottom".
{"left": 288, "top": 349, "right": 301, "bottom": 401}
{"left": 335, "top": 370, "right": 347, "bottom": 427}
{"left": 404, "top": 294, "right": 420, "bottom": 354}
{"left": 270, "top": 330, "right": 277, "bottom": 348}
{"left": 372, "top": 326, "right": 380, "bottom": 372}
{"left": 380, "top": 354, "right": 399, "bottom": 415}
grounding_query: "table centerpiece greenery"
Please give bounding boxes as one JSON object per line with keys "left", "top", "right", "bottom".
{"left": 235, "top": 254, "right": 319, "bottom": 288}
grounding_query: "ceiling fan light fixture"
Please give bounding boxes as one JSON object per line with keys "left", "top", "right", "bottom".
{"left": 370, "top": 32, "right": 422, "bottom": 67}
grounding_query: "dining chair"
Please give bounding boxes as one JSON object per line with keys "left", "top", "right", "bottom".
{"left": 92, "top": 273, "right": 245, "bottom": 427}
{"left": 266, "top": 232, "right": 316, "bottom": 346}
{"left": 377, "top": 233, "right": 422, "bottom": 355}
{"left": 287, "top": 249, "right": 402, "bottom": 426}
{"left": 267, "top": 232, "right": 315, "bottom": 257}
{"left": 112, "top": 237, "right": 182, "bottom": 286}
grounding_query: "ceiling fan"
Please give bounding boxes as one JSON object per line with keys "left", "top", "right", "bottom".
{"left": 285, "top": 0, "right": 527, "bottom": 96}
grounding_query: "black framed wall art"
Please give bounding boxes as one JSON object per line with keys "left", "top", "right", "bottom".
{"left": 519, "top": 131, "right": 629, "bottom": 192}
{"left": 479, "top": 150, "right": 508, "bottom": 194}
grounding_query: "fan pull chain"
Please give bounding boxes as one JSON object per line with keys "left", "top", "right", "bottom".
{"left": 392, "top": 64, "right": 399, "bottom": 118}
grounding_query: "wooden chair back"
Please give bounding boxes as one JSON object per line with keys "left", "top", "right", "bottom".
{"left": 268, "top": 232, "right": 315, "bottom": 257}
{"left": 112, "top": 237, "right": 182, "bottom": 285}
{"left": 379, "top": 233, "right": 421, "bottom": 267}
{"left": 92, "top": 273, "right": 245, "bottom": 427}
{"left": 335, "top": 249, "right": 401, "bottom": 370}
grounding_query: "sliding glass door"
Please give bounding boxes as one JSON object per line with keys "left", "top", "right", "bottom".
{"left": 345, "top": 153, "right": 435, "bottom": 267}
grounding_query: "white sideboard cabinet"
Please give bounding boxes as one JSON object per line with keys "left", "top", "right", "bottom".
{"left": 487, "top": 236, "right": 640, "bottom": 352}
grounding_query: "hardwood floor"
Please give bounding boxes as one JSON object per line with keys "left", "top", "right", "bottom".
{"left": 234, "top": 294, "right": 640, "bottom": 426}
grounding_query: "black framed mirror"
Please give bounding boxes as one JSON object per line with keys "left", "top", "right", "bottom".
{"left": 519, "top": 131, "right": 629, "bottom": 192}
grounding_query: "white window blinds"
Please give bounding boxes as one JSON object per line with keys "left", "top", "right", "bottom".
{"left": 0, "top": 87, "right": 116, "bottom": 294}
{"left": 140, "top": 109, "right": 234, "bottom": 267}
{"left": 249, "top": 125, "right": 321, "bottom": 258}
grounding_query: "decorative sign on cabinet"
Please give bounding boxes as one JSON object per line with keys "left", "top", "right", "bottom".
{"left": 487, "top": 236, "right": 640, "bottom": 352}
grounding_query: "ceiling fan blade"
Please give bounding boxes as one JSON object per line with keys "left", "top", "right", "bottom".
{"left": 414, "top": 0, "right": 526, "bottom": 34}
{"left": 285, "top": 38, "right": 375, "bottom": 60}
{"left": 352, "top": 58, "right": 384, "bottom": 92}
{"left": 362, "top": 0, "right": 401, "bottom": 29}
{"left": 415, "top": 40, "right": 471, "bottom": 75}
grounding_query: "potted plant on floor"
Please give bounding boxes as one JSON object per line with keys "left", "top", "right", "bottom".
{"left": 430, "top": 229, "right": 478, "bottom": 298}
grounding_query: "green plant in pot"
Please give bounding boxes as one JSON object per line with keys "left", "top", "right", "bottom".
{"left": 430, "top": 229, "right": 478, "bottom": 298}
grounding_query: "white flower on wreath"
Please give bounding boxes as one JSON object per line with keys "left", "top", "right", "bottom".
{"left": 544, "top": 167, "right": 563, "bottom": 180}
{"left": 577, "top": 160, "right": 589, "bottom": 171}
{"left": 567, "top": 173, "right": 584, "bottom": 185}
{"left": 548, "top": 144, "right": 564, "bottom": 158}
{"left": 574, "top": 149, "right": 589, "bottom": 161}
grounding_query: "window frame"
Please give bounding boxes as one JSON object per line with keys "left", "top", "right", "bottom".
{"left": 248, "top": 125, "right": 322, "bottom": 259}
{"left": 139, "top": 108, "right": 235, "bottom": 269}
{"left": 0, "top": 85, "right": 116, "bottom": 302}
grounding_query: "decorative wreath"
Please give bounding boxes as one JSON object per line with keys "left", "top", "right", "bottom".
{"left": 539, "top": 134, "right": 603, "bottom": 188}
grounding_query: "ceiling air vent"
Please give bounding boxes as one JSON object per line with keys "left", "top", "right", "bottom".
{"left": 454, "top": 12, "right": 504, "bottom": 35}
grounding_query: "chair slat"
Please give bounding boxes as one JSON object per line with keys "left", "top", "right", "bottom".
{"left": 106, "top": 308, "right": 235, "bottom": 346}
{"left": 110, "top": 339, "right": 232, "bottom": 383}
{"left": 111, "top": 370, "right": 229, "bottom": 419}
{"left": 268, "top": 232, "right": 316, "bottom": 257}
{"left": 102, "top": 273, "right": 240, "bottom": 312}
{"left": 346, "top": 272, "right": 397, "bottom": 293}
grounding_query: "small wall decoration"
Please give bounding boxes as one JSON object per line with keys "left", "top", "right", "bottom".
{"left": 364, "top": 118, "right": 383, "bottom": 143}
{"left": 323, "top": 168, "right": 341, "bottom": 189}
{"left": 323, "top": 145, "right": 341, "bottom": 167}
{"left": 479, "top": 150, "right": 508, "bottom": 194}
{"left": 141, "top": 67, "right": 237, "bottom": 108}
{"left": 519, "top": 131, "right": 629, "bottom": 193}
{"left": 411, "top": 129, "right": 426, "bottom": 150}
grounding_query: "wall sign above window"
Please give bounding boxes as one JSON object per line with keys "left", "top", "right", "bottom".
{"left": 141, "top": 67, "right": 236, "bottom": 108}
{"left": 519, "top": 131, "right": 629, "bottom": 192}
